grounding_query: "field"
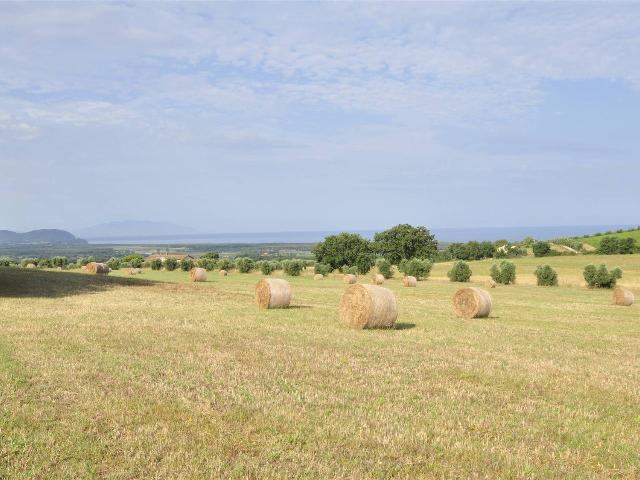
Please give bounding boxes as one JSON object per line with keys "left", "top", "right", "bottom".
{"left": 1, "top": 255, "right": 639, "bottom": 478}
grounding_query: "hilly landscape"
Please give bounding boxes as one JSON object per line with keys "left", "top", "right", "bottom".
{"left": 0, "top": 229, "right": 86, "bottom": 245}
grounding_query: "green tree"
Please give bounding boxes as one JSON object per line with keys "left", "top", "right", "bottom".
{"left": 583, "top": 264, "right": 622, "bottom": 288}
{"left": 313, "top": 233, "right": 375, "bottom": 271}
{"left": 376, "top": 258, "right": 393, "bottom": 279}
{"left": 532, "top": 241, "right": 551, "bottom": 257}
{"left": 235, "top": 257, "right": 254, "bottom": 273}
{"left": 283, "top": 260, "right": 304, "bottom": 276}
{"left": 150, "top": 258, "right": 162, "bottom": 270}
{"left": 314, "top": 263, "right": 332, "bottom": 276}
{"left": 180, "top": 258, "right": 194, "bottom": 271}
{"left": 201, "top": 251, "right": 220, "bottom": 260}
{"left": 373, "top": 224, "right": 437, "bottom": 264}
{"left": 164, "top": 257, "right": 178, "bottom": 271}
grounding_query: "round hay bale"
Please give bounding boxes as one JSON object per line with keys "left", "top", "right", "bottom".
{"left": 343, "top": 274, "right": 357, "bottom": 284}
{"left": 402, "top": 276, "right": 417, "bottom": 287}
{"left": 314, "top": 273, "right": 324, "bottom": 280}
{"left": 190, "top": 267, "right": 207, "bottom": 282}
{"left": 613, "top": 287, "right": 634, "bottom": 306}
{"left": 26, "top": 263, "right": 36, "bottom": 269}
{"left": 219, "top": 269, "right": 227, "bottom": 277}
{"left": 485, "top": 279, "right": 497, "bottom": 289}
{"left": 128, "top": 268, "right": 142, "bottom": 275}
{"left": 372, "top": 274, "right": 385, "bottom": 285}
{"left": 453, "top": 287, "right": 492, "bottom": 319}
{"left": 86, "top": 262, "right": 109, "bottom": 275}
{"left": 56, "top": 266, "right": 63, "bottom": 271}
{"left": 340, "top": 284, "right": 397, "bottom": 329}
{"left": 255, "top": 278, "right": 291, "bottom": 309}
{"left": 81, "top": 265, "right": 88, "bottom": 272}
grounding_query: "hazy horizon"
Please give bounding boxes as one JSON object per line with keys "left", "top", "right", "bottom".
{"left": 2, "top": 3, "right": 639, "bottom": 231}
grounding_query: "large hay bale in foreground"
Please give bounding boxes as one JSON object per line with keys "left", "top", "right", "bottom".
{"left": 372, "top": 274, "right": 385, "bottom": 285}
{"left": 613, "top": 287, "right": 634, "bottom": 306}
{"left": 86, "top": 262, "right": 109, "bottom": 275}
{"left": 485, "top": 279, "right": 497, "bottom": 289}
{"left": 453, "top": 287, "right": 492, "bottom": 319}
{"left": 402, "top": 276, "right": 417, "bottom": 287}
{"left": 343, "top": 274, "right": 357, "bottom": 284}
{"left": 190, "top": 267, "right": 207, "bottom": 282}
{"left": 314, "top": 273, "right": 324, "bottom": 280}
{"left": 255, "top": 278, "right": 291, "bottom": 309}
{"left": 219, "top": 270, "right": 227, "bottom": 277}
{"left": 340, "top": 284, "right": 397, "bottom": 329}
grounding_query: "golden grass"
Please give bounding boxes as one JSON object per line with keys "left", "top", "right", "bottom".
{"left": 1, "top": 255, "right": 639, "bottom": 478}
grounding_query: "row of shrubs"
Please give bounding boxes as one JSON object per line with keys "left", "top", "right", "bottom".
{"left": 446, "top": 260, "right": 622, "bottom": 288}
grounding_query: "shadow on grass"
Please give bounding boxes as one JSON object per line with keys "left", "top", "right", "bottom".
{"left": 394, "top": 322, "right": 416, "bottom": 330}
{"left": 0, "top": 267, "right": 156, "bottom": 299}
{"left": 287, "top": 305, "right": 313, "bottom": 309}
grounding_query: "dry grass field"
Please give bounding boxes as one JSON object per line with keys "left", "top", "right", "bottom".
{"left": 1, "top": 254, "right": 639, "bottom": 478}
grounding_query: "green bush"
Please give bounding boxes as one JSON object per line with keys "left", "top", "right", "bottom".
{"left": 259, "top": 261, "right": 274, "bottom": 275}
{"left": 121, "top": 255, "right": 144, "bottom": 268}
{"left": 21, "top": 258, "right": 37, "bottom": 267}
{"left": 534, "top": 265, "right": 558, "bottom": 286}
{"left": 399, "top": 258, "right": 432, "bottom": 280}
{"left": 200, "top": 251, "right": 220, "bottom": 260}
{"left": 283, "top": 260, "right": 304, "bottom": 276}
{"left": 150, "top": 258, "right": 163, "bottom": 270}
{"left": 218, "top": 259, "right": 233, "bottom": 271}
{"left": 490, "top": 261, "right": 516, "bottom": 285}
{"left": 51, "top": 256, "right": 69, "bottom": 268}
{"left": 376, "top": 259, "right": 393, "bottom": 279}
{"left": 66, "top": 262, "right": 79, "bottom": 270}
{"left": 345, "top": 265, "right": 358, "bottom": 275}
{"left": 37, "top": 258, "right": 51, "bottom": 268}
{"left": 235, "top": 257, "right": 254, "bottom": 273}
{"left": 583, "top": 264, "right": 622, "bottom": 288}
{"left": 0, "top": 257, "right": 13, "bottom": 267}
{"left": 532, "top": 241, "right": 551, "bottom": 257}
{"left": 106, "top": 257, "right": 121, "bottom": 270}
{"left": 197, "top": 258, "right": 216, "bottom": 271}
{"left": 447, "top": 261, "right": 472, "bottom": 282}
{"left": 599, "top": 236, "right": 636, "bottom": 254}
{"left": 164, "top": 257, "right": 178, "bottom": 271}
{"left": 180, "top": 258, "right": 194, "bottom": 271}
{"left": 314, "top": 263, "right": 332, "bottom": 276}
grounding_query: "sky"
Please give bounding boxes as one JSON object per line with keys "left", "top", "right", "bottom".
{"left": 1, "top": 2, "right": 639, "bottom": 233}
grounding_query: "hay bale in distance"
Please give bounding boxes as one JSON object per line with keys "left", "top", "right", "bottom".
{"left": 255, "top": 278, "right": 292, "bottom": 309}
{"left": 81, "top": 265, "right": 88, "bottom": 272}
{"left": 485, "top": 279, "right": 497, "bottom": 289}
{"left": 343, "top": 274, "right": 357, "bottom": 284}
{"left": 340, "top": 284, "right": 397, "bottom": 329}
{"left": 314, "top": 273, "right": 324, "bottom": 280}
{"left": 453, "top": 287, "right": 492, "bottom": 319}
{"left": 190, "top": 267, "right": 207, "bottom": 282}
{"left": 402, "top": 276, "right": 417, "bottom": 287}
{"left": 26, "top": 263, "right": 36, "bottom": 269}
{"left": 128, "top": 268, "right": 142, "bottom": 275}
{"left": 219, "top": 269, "right": 227, "bottom": 277}
{"left": 372, "top": 274, "right": 385, "bottom": 285}
{"left": 86, "top": 262, "right": 109, "bottom": 275}
{"left": 613, "top": 287, "right": 634, "bottom": 306}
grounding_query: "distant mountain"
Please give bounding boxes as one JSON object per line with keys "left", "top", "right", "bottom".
{"left": 0, "top": 229, "right": 87, "bottom": 245}
{"left": 74, "top": 220, "right": 198, "bottom": 240}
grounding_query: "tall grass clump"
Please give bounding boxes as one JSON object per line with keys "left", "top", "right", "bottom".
{"left": 448, "top": 261, "right": 472, "bottom": 282}
{"left": 535, "top": 265, "right": 558, "bottom": 286}
{"left": 583, "top": 264, "right": 622, "bottom": 288}
{"left": 490, "top": 261, "right": 516, "bottom": 285}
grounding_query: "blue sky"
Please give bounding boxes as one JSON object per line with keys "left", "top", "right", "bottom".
{"left": 1, "top": 2, "right": 639, "bottom": 233}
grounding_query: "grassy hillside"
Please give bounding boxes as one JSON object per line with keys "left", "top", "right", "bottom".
{"left": 1, "top": 255, "right": 639, "bottom": 478}
{"left": 573, "top": 227, "right": 640, "bottom": 249}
